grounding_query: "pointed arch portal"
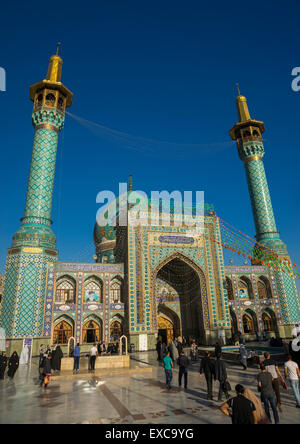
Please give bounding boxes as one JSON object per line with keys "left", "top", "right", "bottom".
{"left": 153, "top": 255, "right": 207, "bottom": 343}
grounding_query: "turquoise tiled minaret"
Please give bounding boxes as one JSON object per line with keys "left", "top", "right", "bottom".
{"left": 230, "top": 88, "right": 300, "bottom": 331}
{"left": 0, "top": 45, "right": 73, "bottom": 339}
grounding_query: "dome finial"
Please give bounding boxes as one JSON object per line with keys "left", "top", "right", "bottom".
{"left": 236, "top": 83, "right": 241, "bottom": 97}
{"left": 56, "top": 42, "right": 61, "bottom": 56}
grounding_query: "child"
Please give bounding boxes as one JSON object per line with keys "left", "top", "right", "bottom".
{"left": 41, "top": 353, "right": 52, "bottom": 388}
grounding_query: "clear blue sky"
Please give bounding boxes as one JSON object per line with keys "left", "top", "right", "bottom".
{"left": 0, "top": 0, "right": 299, "bottom": 291}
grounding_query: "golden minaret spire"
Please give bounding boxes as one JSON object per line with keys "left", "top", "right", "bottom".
{"left": 235, "top": 83, "right": 251, "bottom": 122}
{"left": 29, "top": 43, "right": 73, "bottom": 109}
{"left": 46, "top": 42, "right": 63, "bottom": 83}
{"left": 229, "top": 86, "right": 265, "bottom": 140}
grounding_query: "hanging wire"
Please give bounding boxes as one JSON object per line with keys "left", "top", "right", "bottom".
{"left": 66, "top": 111, "right": 235, "bottom": 156}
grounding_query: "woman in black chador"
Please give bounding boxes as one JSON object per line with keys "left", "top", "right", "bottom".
{"left": 0, "top": 352, "right": 8, "bottom": 380}
{"left": 7, "top": 351, "right": 19, "bottom": 379}
{"left": 51, "top": 346, "right": 63, "bottom": 372}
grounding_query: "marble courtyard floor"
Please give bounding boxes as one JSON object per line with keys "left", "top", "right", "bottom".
{"left": 0, "top": 352, "right": 299, "bottom": 424}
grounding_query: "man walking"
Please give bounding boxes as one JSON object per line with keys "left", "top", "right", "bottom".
{"left": 221, "top": 384, "right": 257, "bottom": 424}
{"left": 177, "top": 337, "right": 183, "bottom": 356}
{"left": 215, "top": 354, "right": 230, "bottom": 402}
{"left": 163, "top": 351, "right": 173, "bottom": 389}
{"left": 262, "top": 352, "right": 283, "bottom": 411}
{"left": 156, "top": 338, "right": 162, "bottom": 361}
{"left": 284, "top": 354, "right": 300, "bottom": 408}
{"left": 90, "top": 343, "right": 98, "bottom": 372}
{"left": 257, "top": 364, "right": 280, "bottom": 424}
{"left": 200, "top": 351, "right": 215, "bottom": 400}
{"left": 239, "top": 344, "right": 248, "bottom": 370}
{"left": 214, "top": 341, "right": 222, "bottom": 358}
{"left": 39, "top": 344, "right": 44, "bottom": 366}
{"left": 177, "top": 351, "right": 190, "bottom": 389}
{"left": 73, "top": 343, "right": 80, "bottom": 374}
{"left": 169, "top": 339, "right": 179, "bottom": 365}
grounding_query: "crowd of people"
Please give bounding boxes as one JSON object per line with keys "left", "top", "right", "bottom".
{"left": 157, "top": 335, "right": 300, "bottom": 424}
{"left": 1, "top": 333, "right": 300, "bottom": 424}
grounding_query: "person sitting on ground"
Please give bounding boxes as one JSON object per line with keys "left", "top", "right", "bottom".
{"left": 106, "top": 343, "right": 113, "bottom": 355}
{"left": 220, "top": 384, "right": 257, "bottom": 424}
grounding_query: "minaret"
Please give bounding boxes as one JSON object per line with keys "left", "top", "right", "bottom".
{"left": 229, "top": 86, "right": 287, "bottom": 256}
{"left": 0, "top": 45, "right": 73, "bottom": 341}
{"left": 230, "top": 87, "right": 300, "bottom": 334}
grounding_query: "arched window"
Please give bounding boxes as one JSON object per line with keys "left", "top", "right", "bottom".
{"left": 257, "top": 280, "right": 268, "bottom": 300}
{"left": 57, "top": 96, "right": 64, "bottom": 112}
{"left": 258, "top": 276, "right": 272, "bottom": 299}
{"left": 253, "top": 130, "right": 260, "bottom": 137}
{"left": 45, "top": 93, "right": 56, "bottom": 107}
{"left": 84, "top": 280, "right": 101, "bottom": 303}
{"left": 82, "top": 319, "right": 101, "bottom": 344}
{"left": 238, "top": 276, "right": 254, "bottom": 300}
{"left": 110, "top": 281, "right": 121, "bottom": 303}
{"left": 53, "top": 320, "right": 73, "bottom": 344}
{"left": 35, "top": 93, "right": 43, "bottom": 108}
{"left": 242, "top": 314, "right": 254, "bottom": 334}
{"left": 243, "top": 130, "right": 251, "bottom": 138}
{"left": 225, "top": 277, "right": 234, "bottom": 300}
{"left": 110, "top": 320, "right": 123, "bottom": 342}
{"left": 56, "top": 280, "right": 76, "bottom": 304}
{"left": 262, "top": 313, "right": 274, "bottom": 332}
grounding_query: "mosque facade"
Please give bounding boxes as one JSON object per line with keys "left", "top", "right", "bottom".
{"left": 1, "top": 51, "right": 300, "bottom": 355}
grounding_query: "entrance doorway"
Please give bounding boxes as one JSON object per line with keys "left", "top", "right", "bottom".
{"left": 155, "top": 257, "right": 205, "bottom": 343}
{"left": 83, "top": 320, "right": 101, "bottom": 344}
{"left": 158, "top": 316, "right": 174, "bottom": 344}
